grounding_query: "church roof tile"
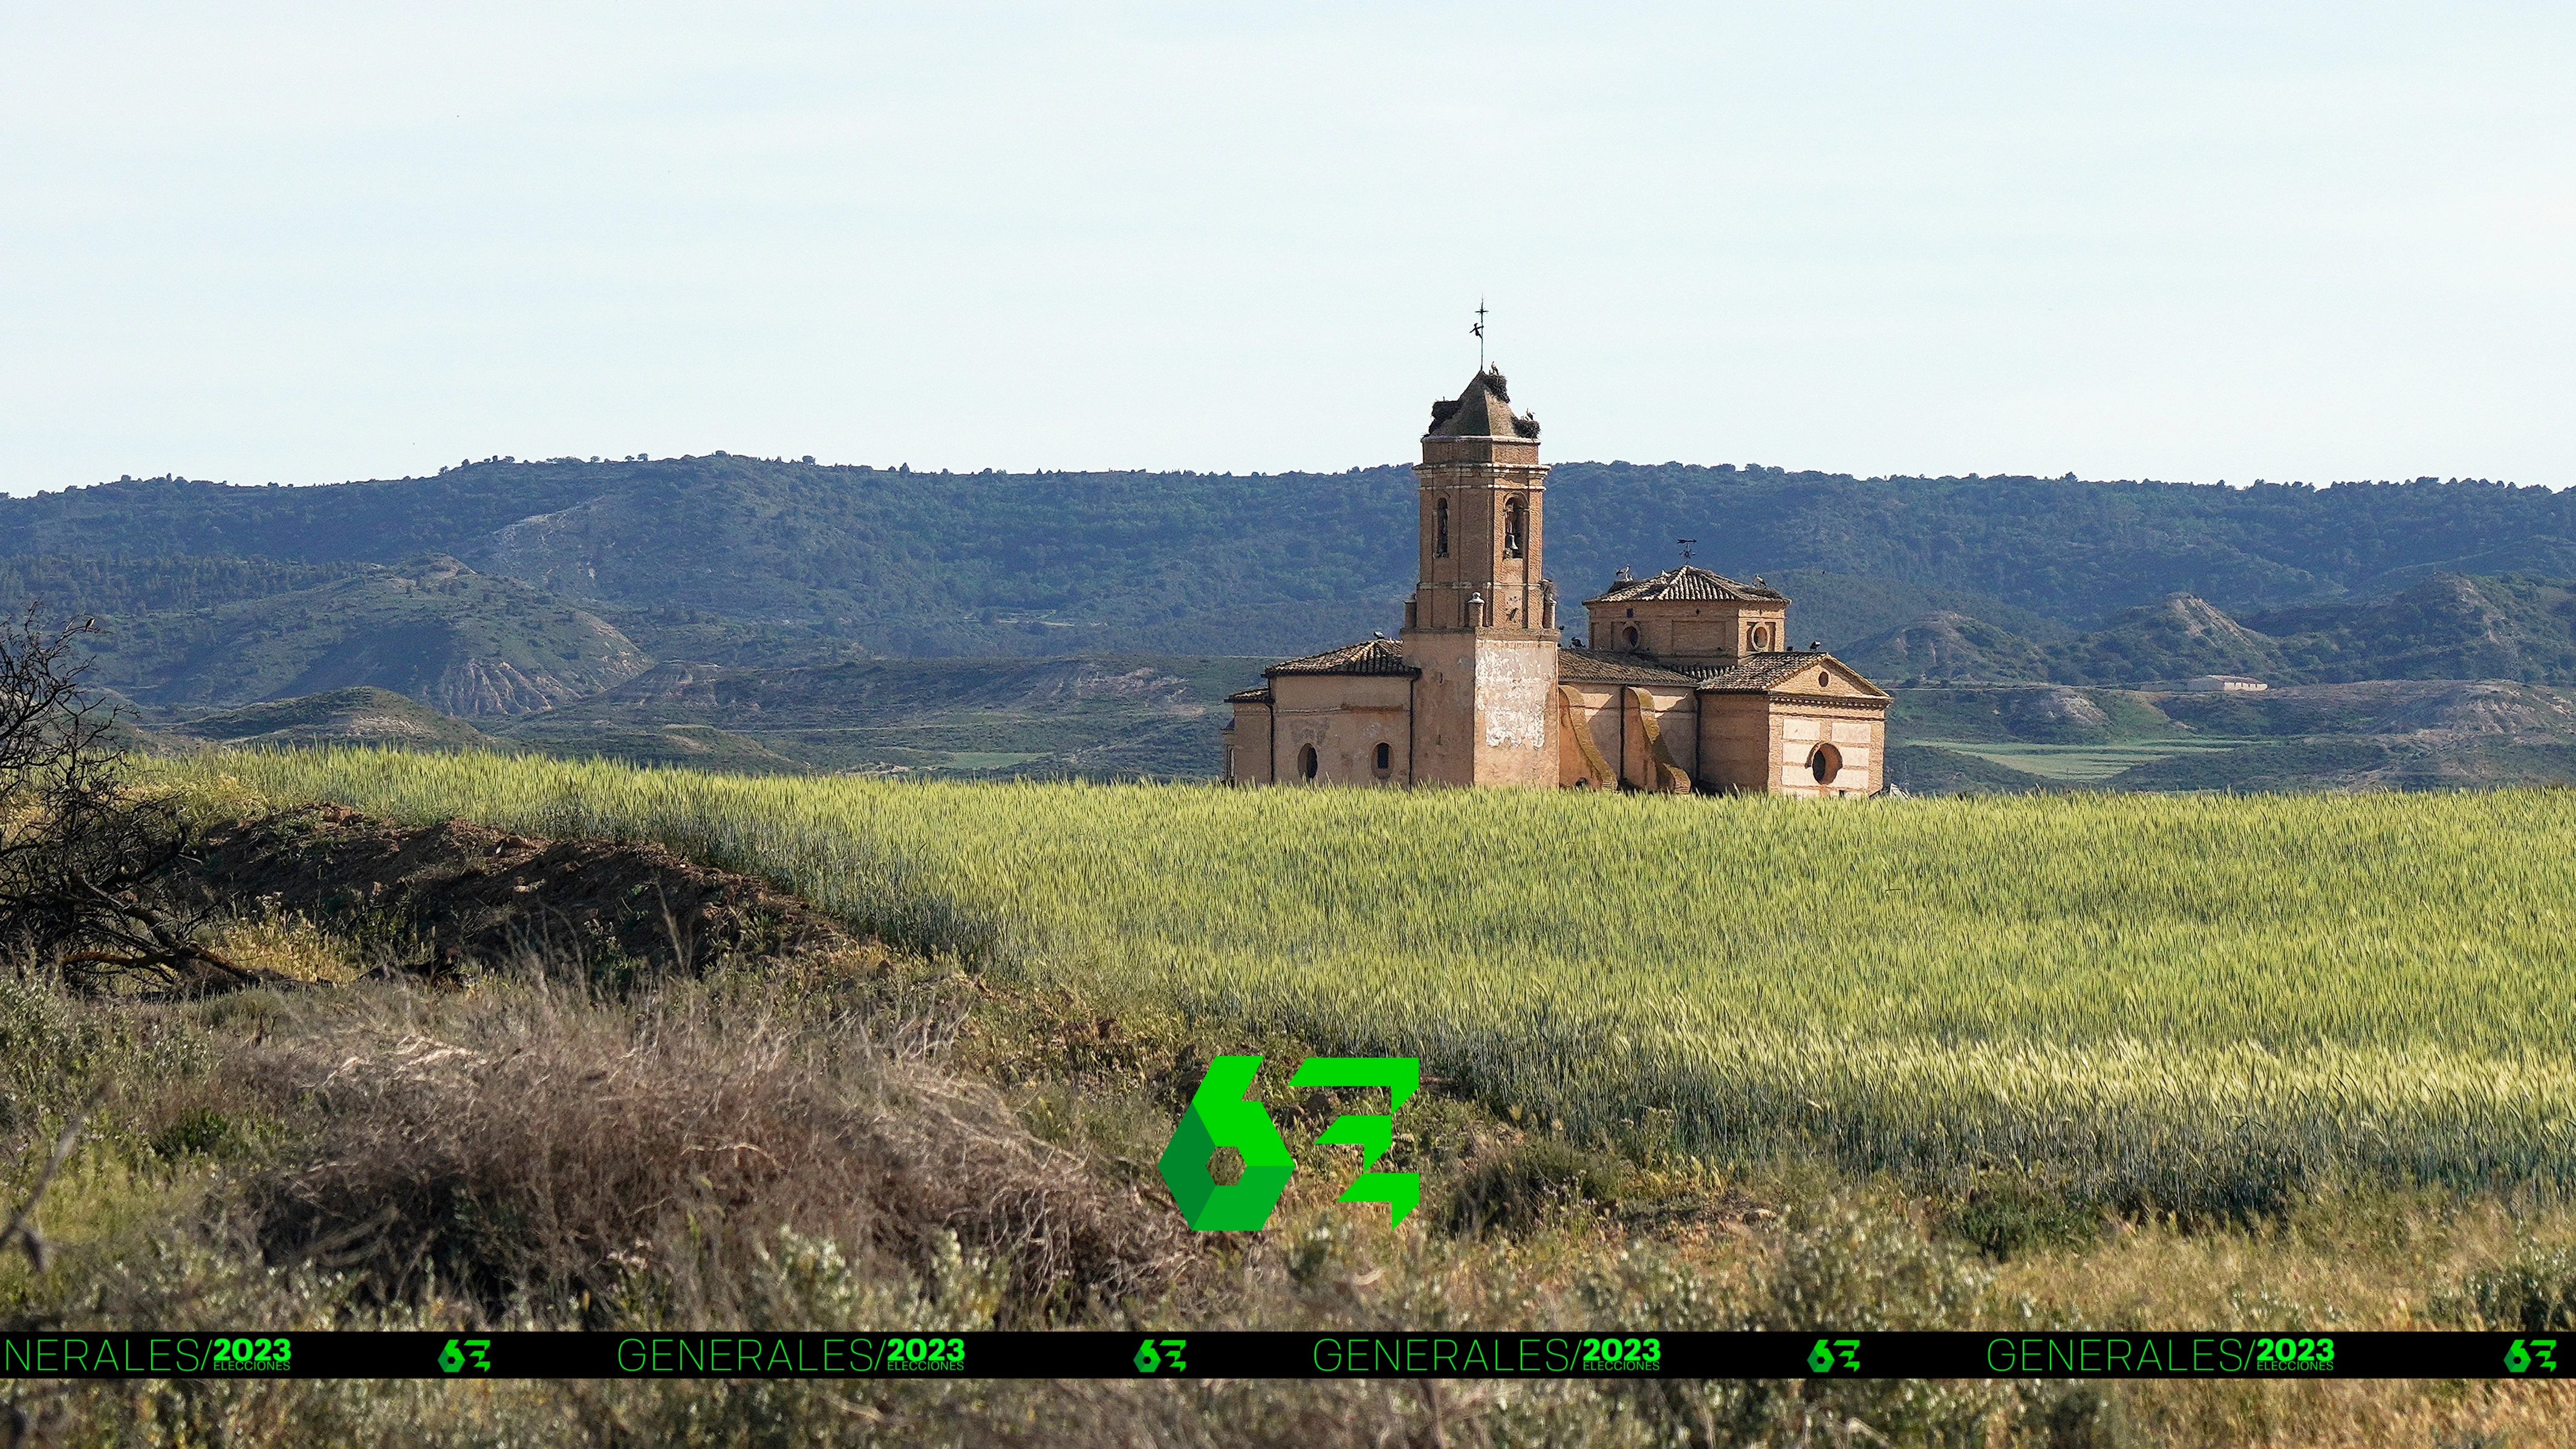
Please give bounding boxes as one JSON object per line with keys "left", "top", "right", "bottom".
{"left": 1555, "top": 648, "right": 1702, "bottom": 686}
{"left": 1263, "top": 637, "right": 1419, "bottom": 678}
{"left": 1691, "top": 651, "right": 1890, "bottom": 700}
{"left": 1584, "top": 565, "right": 1789, "bottom": 606}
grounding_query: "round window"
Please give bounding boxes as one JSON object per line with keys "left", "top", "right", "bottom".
{"left": 1817, "top": 670, "right": 1831, "bottom": 688}
{"left": 1809, "top": 743, "right": 1842, "bottom": 784}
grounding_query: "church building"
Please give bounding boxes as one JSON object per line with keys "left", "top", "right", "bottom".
{"left": 1222, "top": 368, "right": 1888, "bottom": 796}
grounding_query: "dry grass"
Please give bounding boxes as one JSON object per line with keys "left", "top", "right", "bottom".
{"left": 200, "top": 901, "right": 362, "bottom": 983}
{"left": 229, "top": 965, "right": 1199, "bottom": 1326}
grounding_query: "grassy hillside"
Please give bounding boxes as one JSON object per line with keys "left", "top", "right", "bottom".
{"left": 162, "top": 751, "right": 2576, "bottom": 1221}
{"left": 87, "top": 556, "right": 651, "bottom": 715}
{"left": 165, "top": 686, "right": 499, "bottom": 751}
{"left": 16, "top": 459, "right": 2576, "bottom": 659}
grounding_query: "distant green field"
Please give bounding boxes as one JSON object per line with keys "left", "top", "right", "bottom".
{"left": 942, "top": 750, "right": 1052, "bottom": 770}
{"left": 164, "top": 750, "right": 2576, "bottom": 1216}
{"left": 1913, "top": 738, "right": 2251, "bottom": 781}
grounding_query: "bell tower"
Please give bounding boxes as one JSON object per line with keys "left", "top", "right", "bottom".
{"left": 1399, "top": 368, "right": 1559, "bottom": 787}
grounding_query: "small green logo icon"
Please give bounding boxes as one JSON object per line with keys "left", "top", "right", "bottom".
{"left": 1157, "top": 1055, "right": 1296, "bottom": 1231}
{"left": 1156, "top": 1055, "right": 1420, "bottom": 1231}
{"left": 438, "top": 1338, "right": 493, "bottom": 1374}
{"left": 2508, "top": 1338, "right": 2557, "bottom": 1373}
{"left": 1807, "top": 1338, "right": 1859, "bottom": 1373}
{"left": 1133, "top": 1337, "right": 1188, "bottom": 1373}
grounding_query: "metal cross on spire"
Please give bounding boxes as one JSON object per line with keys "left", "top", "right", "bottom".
{"left": 1677, "top": 538, "right": 1697, "bottom": 563}
{"left": 1471, "top": 299, "right": 1488, "bottom": 371}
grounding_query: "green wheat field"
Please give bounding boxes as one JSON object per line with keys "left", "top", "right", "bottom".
{"left": 164, "top": 751, "right": 2576, "bottom": 1219}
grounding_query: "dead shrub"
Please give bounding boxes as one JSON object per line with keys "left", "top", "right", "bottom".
{"left": 239, "top": 976, "right": 1199, "bottom": 1325}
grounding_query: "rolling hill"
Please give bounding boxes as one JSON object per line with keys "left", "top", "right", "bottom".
{"left": 22, "top": 454, "right": 2576, "bottom": 795}
{"left": 162, "top": 686, "right": 502, "bottom": 751}
{"left": 13, "top": 457, "right": 2576, "bottom": 661}
{"left": 85, "top": 556, "right": 651, "bottom": 715}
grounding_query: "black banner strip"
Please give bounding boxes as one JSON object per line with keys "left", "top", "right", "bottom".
{"left": 1, "top": 1332, "right": 2565, "bottom": 1381}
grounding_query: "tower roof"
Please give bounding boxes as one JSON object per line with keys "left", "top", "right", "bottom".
{"left": 1427, "top": 369, "right": 1541, "bottom": 440}
{"left": 1582, "top": 565, "right": 1787, "bottom": 607}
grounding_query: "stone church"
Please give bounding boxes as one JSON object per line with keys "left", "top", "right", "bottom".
{"left": 1223, "top": 368, "right": 1887, "bottom": 796}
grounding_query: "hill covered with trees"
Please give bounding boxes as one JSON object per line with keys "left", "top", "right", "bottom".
{"left": 9, "top": 457, "right": 2573, "bottom": 660}
{"left": 18, "top": 456, "right": 2576, "bottom": 790}
{"left": 80, "top": 556, "right": 650, "bottom": 715}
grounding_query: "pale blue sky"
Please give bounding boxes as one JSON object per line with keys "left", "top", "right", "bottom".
{"left": 4, "top": 3, "right": 2569, "bottom": 492}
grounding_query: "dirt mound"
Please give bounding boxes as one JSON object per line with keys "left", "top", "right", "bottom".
{"left": 188, "top": 804, "right": 854, "bottom": 977}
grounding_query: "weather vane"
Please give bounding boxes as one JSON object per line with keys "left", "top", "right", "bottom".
{"left": 1677, "top": 538, "right": 1697, "bottom": 563}
{"left": 1471, "top": 299, "right": 1488, "bottom": 371}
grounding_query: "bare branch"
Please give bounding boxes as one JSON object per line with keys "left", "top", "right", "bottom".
{"left": 0, "top": 601, "right": 264, "bottom": 996}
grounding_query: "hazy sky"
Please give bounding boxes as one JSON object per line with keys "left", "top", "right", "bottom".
{"left": 4, "top": 3, "right": 2569, "bottom": 492}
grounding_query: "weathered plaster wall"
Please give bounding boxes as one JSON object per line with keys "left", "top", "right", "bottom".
{"left": 1267, "top": 674, "right": 1416, "bottom": 786}
{"left": 1405, "top": 632, "right": 1558, "bottom": 787}
{"left": 1221, "top": 702, "right": 1273, "bottom": 784}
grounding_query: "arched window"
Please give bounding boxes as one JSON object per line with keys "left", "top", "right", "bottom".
{"left": 1434, "top": 499, "right": 1449, "bottom": 558}
{"left": 1298, "top": 744, "right": 1319, "bottom": 781}
{"left": 1373, "top": 742, "right": 1391, "bottom": 773}
{"left": 1809, "top": 743, "right": 1842, "bottom": 784}
{"left": 1624, "top": 625, "right": 1640, "bottom": 650}
{"left": 1503, "top": 497, "right": 1526, "bottom": 559}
